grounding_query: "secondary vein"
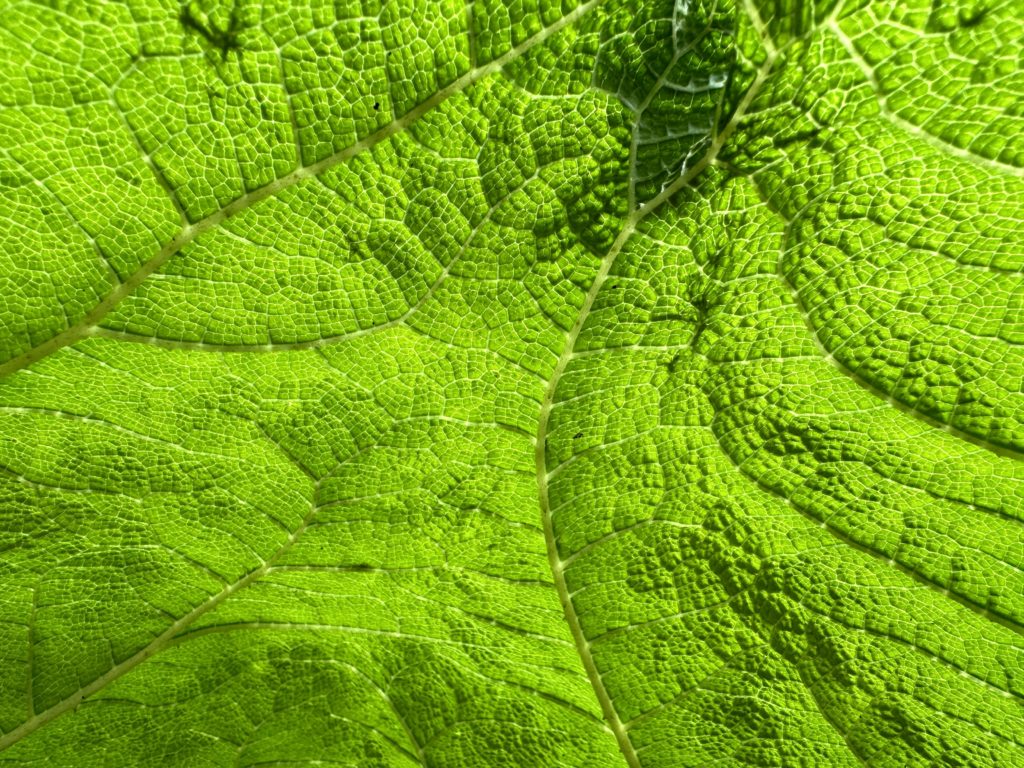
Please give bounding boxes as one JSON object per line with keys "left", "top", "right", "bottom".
{"left": 0, "top": 0, "right": 604, "bottom": 381}
{"left": 534, "top": 36, "right": 780, "bottom": 768}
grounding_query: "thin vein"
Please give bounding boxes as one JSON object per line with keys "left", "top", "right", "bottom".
{"left": 711, "top": 417, "right": 1024, "bottom": 637}
{"left": 0, "top": 474, "right": 322, "bottom": 751}
{"left": 0, "top": 0, "right": 605, "bottom": 381}
{"left": 826, "top": 19, "right": 1024, "bottom": 179}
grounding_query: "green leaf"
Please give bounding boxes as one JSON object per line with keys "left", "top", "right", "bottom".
{"left": 1, "top": 0, "right": 1021, "bottom": 765}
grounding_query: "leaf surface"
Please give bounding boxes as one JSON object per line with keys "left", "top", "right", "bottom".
{"left": 0, "top": 0, "right": 1021, "bottom": 765}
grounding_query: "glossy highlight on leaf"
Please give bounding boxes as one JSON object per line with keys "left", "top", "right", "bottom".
{"left": 0, "top": 0, "right": 1021, "bottom": 766}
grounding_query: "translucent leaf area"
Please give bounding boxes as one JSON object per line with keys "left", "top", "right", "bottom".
{"left": 0, "top": 0, "right": 1021, "bottom": 765}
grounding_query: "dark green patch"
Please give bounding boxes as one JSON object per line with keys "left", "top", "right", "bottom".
{"left": 179, "top": 1, "right": 244, "bottom": 61}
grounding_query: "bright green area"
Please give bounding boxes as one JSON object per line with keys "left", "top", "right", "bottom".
{"left": 0, "top": 0, "right": 1021, "bottom": 765}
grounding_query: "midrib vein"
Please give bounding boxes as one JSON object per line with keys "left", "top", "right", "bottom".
{"left": 0, "top": 0, "right": 603, "bottom": 381}
{"left": 534, "top": 47, "right": 778, "bottom": 768}
{"left": 1, "top": 1, "right": 774, "bottom": 757}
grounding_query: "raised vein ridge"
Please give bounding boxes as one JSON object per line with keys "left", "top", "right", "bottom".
{"left": 534, "top": 33, "right": 780, "bottom": 765}
{"left": 0, "top": 0, "right": 603, "bottom": 381}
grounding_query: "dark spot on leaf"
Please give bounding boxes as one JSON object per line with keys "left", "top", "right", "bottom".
{"left": 705, "top": 248, "right": 724, "bottom": 270}
{"left": 179, "top": 1, "right": 244, "bottom": 61}
{"left": 959, "top": 5, "right": 987, "bottom": 26}
{"left": 573, "top": 432, "right": 583, "bottom": 439}
{"left": 373, "top": 102, "right": 380, "bottom": 111}
{"left": 116, "top": 167, "right": 140, "bottom": 186}
{"left": 652, "top": 311, "right": 688, "bottom": 322}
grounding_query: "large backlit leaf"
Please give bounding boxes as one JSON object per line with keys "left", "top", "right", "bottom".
{"left": 0, "top": 0, "right": 1021, "bottom": 765}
